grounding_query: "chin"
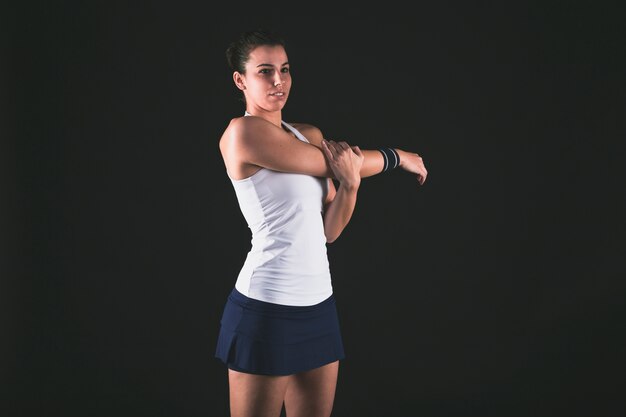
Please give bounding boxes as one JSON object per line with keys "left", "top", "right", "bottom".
{"left": 269, "top": 101, "right": 287, "bottom": 111}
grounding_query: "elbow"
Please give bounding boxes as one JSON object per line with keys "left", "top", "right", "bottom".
{"left": 325, "top": 232, "right": 339, "bottom": 244}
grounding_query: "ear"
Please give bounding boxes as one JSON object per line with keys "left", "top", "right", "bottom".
{"left": 233, "top": 72, "right": 246, "bottom": 91}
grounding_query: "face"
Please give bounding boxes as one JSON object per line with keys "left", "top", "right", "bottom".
{"left": 234, "top": 45, "right": 291, "bottom": 112}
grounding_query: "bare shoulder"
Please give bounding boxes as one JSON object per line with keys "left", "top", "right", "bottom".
{"left": 219, "top": 117, "right": 242, "bottom": 148}
{"left": 220, "top": 115, "right": 264, "bottom": 138}
{"left": 289, "top": 122, "right": 324, "bottom": 147}
{"left": 219, "top": 116, "right": 274, "bottom": 149}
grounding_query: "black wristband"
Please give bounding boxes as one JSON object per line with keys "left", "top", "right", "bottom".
{"left": 378, "top": 147, "right": 400, "bottom": 172}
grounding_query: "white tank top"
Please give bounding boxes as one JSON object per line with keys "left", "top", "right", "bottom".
{"left": 229, "top": 115, "right": 332, "bottom": 306}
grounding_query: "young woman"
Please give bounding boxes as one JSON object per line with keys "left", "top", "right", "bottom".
{"left": 215, "top": 29, "right": 427, "bottom": 417}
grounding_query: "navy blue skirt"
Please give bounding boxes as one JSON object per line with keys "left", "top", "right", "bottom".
{"left": 215, "top": 288, "right": 345, "bottom": 376}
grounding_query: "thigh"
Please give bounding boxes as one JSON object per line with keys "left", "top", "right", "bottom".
{"left": 228, "top": 369, "right": 289, "bottom": 417}
{"left": 284, "top": 361, "right": 339, "bottom": 417}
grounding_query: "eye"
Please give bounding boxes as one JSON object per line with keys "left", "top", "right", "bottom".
{"left": 259, "top": 68, "right": 271, "bottom": 74}
{"left": 281, "top": 67, "right": 290, "bottom": 73}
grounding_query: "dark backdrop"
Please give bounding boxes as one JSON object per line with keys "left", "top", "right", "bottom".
{"left": 3, "top": 2, "right": 625, "bottom": 417}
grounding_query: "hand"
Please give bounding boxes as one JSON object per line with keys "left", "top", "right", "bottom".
{"left": 321, "top": 139, "right": 364, "bottom": 190}
{"left": 397, "top": 149, "right": 428, "bottom": 185}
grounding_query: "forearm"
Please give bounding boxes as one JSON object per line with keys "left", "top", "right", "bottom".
{"left": 323, "top": 183, "right": 359, "bottom": 243}
{"left": 359, "top": 149, "right": 386, "bottom": 178}
{"left": 359, "top": 148, "right": 405, "bottom": 178}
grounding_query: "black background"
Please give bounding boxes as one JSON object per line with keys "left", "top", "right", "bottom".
{"left": 3, "top": 2, "right": 625, "bottom": 417}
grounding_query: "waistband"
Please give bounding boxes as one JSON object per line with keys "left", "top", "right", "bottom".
{"left": 228, "top": 287, "right": 336, "bottom": 314}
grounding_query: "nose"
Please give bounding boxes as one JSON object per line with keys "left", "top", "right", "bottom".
{"left": 273, "top": 73, "right": 284, "bottom": 87}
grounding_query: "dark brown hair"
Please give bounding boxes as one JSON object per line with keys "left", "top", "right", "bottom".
{"left": 225, "top": 29, "right": 287, "bottom": 74}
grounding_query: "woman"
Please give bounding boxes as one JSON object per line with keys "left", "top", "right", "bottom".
{"left": 215, "top": 29, "right": 427, "bottom": 417}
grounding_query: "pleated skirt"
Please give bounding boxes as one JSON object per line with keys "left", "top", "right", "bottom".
{"left": 215, "top": 287, "right": 345, "bottom": 376}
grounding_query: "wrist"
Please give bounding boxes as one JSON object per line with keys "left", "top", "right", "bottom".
{"left": 395, "top": 148, "right": 405, "bottom": 168}
{"left": 339, "top": 179, "right": 360, "bottom": 192}
{"left": 378, "top": 147, "right": 401, "bottom": 172}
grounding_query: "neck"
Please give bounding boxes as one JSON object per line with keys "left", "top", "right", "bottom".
{"left": 244, "top": 109, "right": 282, "bottom": 127}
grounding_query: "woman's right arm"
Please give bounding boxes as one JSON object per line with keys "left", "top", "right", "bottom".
{"left": 220, "top": 116, "right": 332, "bottom": 180}
{"left": 358, "top": 148, "right": 426, "bottom": 184}
{"left": 220, "top": 116, "right": 427, "bottom": 184}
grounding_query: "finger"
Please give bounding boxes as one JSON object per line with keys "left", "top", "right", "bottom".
{"left": 329, "top": 141, "right": 345, "bottom": 156}
{"left": 321, "top": 140, "right": 335, "bottom": 158}
{"left": 351, "top": 145, "right": 363, "bottom": 156}
{"left": 324, "top": 139, "right": 341, "bottom": 159}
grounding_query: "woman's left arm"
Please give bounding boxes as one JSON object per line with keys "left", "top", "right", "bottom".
{"left": 321, "top": 140, "right": 364, "bottom": 243}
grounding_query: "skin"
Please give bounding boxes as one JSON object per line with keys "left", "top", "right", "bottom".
{"left": 219, "top": 44, "right": 428, "bottom": 417}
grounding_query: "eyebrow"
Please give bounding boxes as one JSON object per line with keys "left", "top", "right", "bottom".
{"left": 256, "top": 62, "right": 290, "bottom": 68}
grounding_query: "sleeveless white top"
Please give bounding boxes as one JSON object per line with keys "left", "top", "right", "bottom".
{"left": 228, "top": 115, "right": 332, "bottom": 306}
